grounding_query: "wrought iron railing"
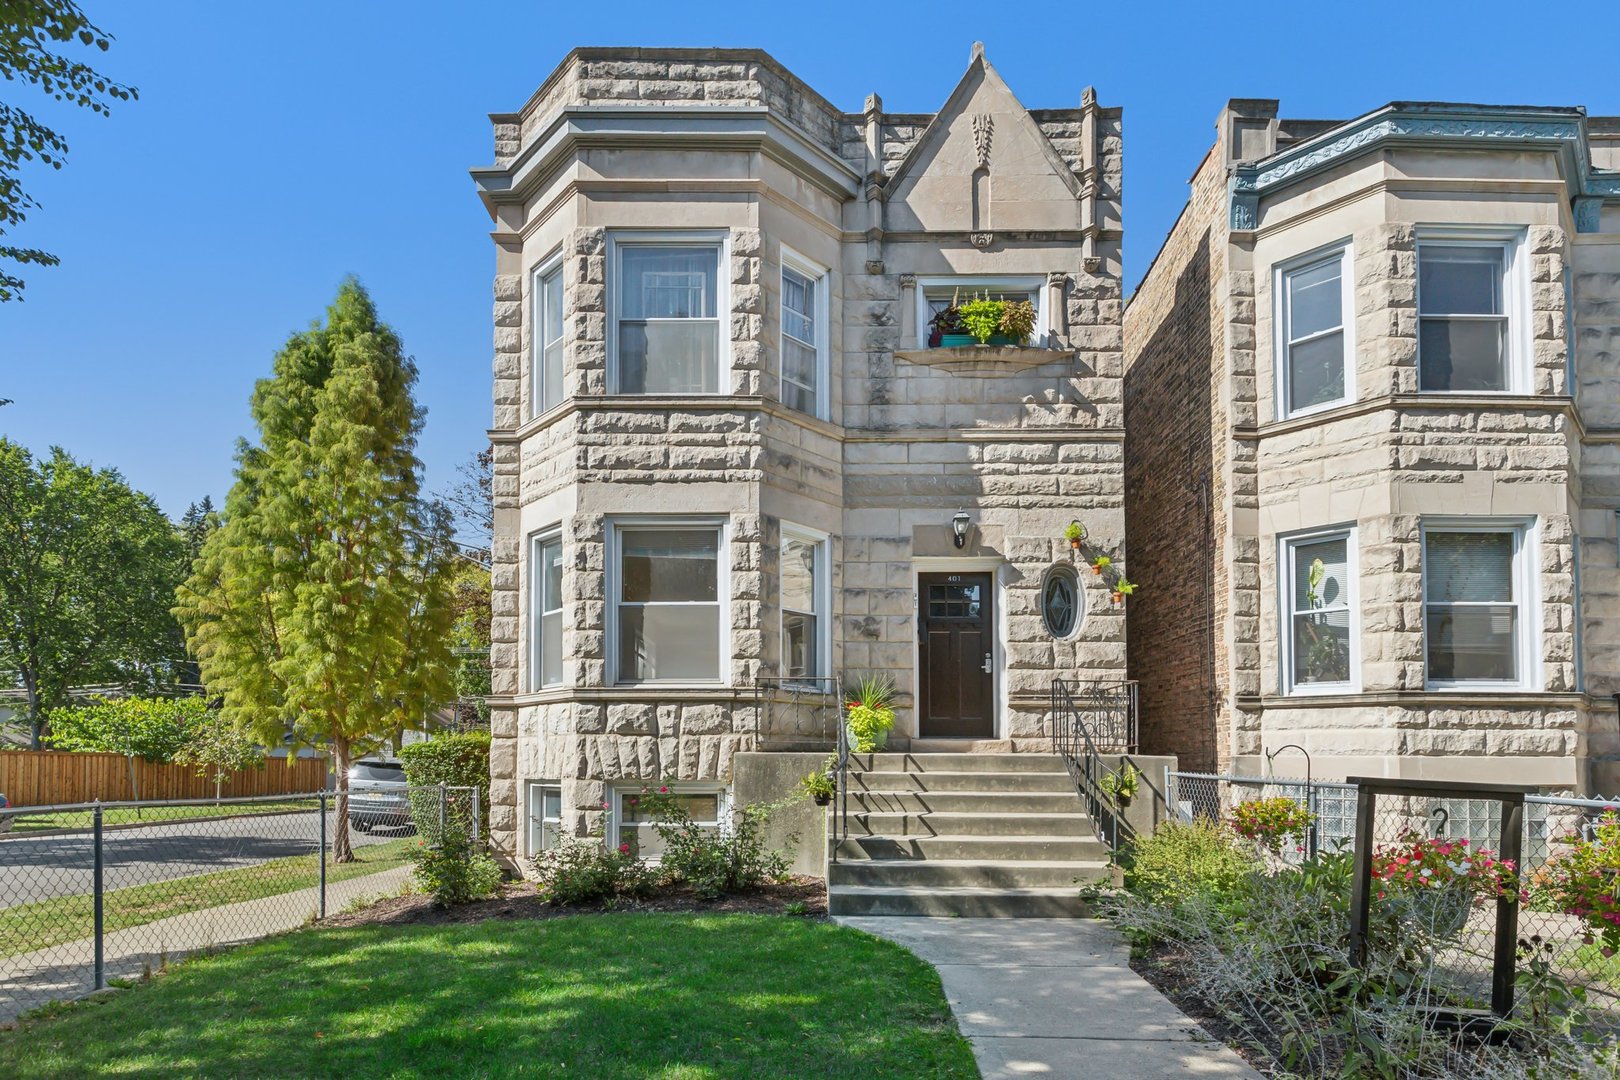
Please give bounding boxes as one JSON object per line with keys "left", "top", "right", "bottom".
{"left": 751, "top": 676, "right": 848, "bottom": 862}
{"left": 1050, "top": 678, "right": 1140, "bottom": 857}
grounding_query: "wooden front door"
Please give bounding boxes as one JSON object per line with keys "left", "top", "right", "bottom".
{"left": 918, "top": 572, "right": 995, "bottom": 737}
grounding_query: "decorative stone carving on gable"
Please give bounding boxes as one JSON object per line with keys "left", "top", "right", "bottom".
{"left": 882, "top": 48, "right": 1083, "bottom": 237}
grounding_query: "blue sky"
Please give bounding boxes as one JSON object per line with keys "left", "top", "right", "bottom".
{"left": 3, "top": 1, "right": 1617, "bottom": 521}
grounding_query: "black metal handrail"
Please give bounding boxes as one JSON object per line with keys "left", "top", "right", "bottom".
{"left": 751, "top": 675, "right": 847, "bottom": 863}
{"left": 1050, "top": 678, "right": 1140, "bottom": 857}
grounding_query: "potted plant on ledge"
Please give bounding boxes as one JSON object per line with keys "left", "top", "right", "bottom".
{"left": 800, "top": 765, "right": 835, "bottom": 807}
{"left": 844, "top": 673, "right": 897, "bottom": 753}
{"left": 1099, "top": 763, "right": 1140, "bottom": 809}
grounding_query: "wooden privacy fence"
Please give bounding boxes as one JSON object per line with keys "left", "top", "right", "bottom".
{"left": 0, "top": 751, "right": 330, "bottom": 806}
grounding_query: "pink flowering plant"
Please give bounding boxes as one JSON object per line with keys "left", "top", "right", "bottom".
{"left": 1231, "top": 797, "right": 1313, "bottom": 853}
{"left": 1370, "top": 832, "right": 1517, "bottom": 936}
{"left": 1543, "top": 810, "right": 1620, "bottom": 956}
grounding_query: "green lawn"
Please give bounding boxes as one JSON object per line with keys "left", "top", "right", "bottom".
{"left": 0, "top": 839, "right": 415, "bottom": 958}
{"left": 8, "top": 800, "right": 321, "bottom": 834}
{"left": 0, "top": 913, "right": 977, "bottom": 1080}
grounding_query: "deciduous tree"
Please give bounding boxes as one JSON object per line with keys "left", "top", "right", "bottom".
{"left": 0, "top": 440, "right": 185, "bottom": 747}
{"left": 175, "top": 280, "right": 456, "bottom": 861}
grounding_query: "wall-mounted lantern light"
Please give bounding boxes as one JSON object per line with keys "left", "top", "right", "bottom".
{"left": 952, "top": 509, "right": 972, "bottom": 549}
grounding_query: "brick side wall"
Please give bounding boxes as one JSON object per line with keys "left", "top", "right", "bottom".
{"left": 1122, "top": 151, "right": 1227, "bottom": 770}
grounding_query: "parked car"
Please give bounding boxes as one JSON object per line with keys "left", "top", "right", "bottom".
{"left": 346, "top": 758, "right": 413, "bottom": 833}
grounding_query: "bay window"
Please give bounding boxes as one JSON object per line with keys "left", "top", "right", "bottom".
{"left": 1423, "top": 523, "right": 1535, "bottom": 688}
{"left": 1418, "top": 238, "right": 1519, "bottom": 393}
{"left": 1282, "top": 528, "right": 1357, "bottom": 693}
{"left": 780, "top": 527, "right": 826, "bottom": 684}
{"left": 526, "top": 782, "right": 562, "bottom": 855}
{"left": 532, "top": 257, "right": 564, "bottom": 415}
{"left": 612, "top": 522, "right": 726, "bottom": 684}
{"left": 1278, "top": 246, "right": 1351, "bottom": 416}
{"left": 531, "top": 532, "right": 563, "bottom": 689}
{"left": 781, "top": 257, "right": 827, "bottom": 418}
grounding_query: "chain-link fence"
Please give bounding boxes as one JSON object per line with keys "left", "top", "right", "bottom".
{"left": 1167, "top": 769, "right": 1620, "bottom": 1025}
{"left": 0, "top": 785, "right": 478, "bottom": 1020}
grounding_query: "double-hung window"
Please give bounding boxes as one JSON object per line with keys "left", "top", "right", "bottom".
{"left": 1282, "top": 529, "right": 1357, "bottom": 692}
{"left": 531, "top": 532, "right": 563, "bottom": 689}
{"left": 610, "top": 235, "right": 724, "bottom": 395}
{"left": 613, "top": 523, "right": 726, "bottom": 684}
{"left": 526, "top": 782, "right": 562, "bottom": 855}
{"left": 781, "top": 255, "right": 827, "bottom": 418}
{"left": 1423, "top": 523, "right": 1535, "bottom": 688}
{"left": 1418, "top": 237, "right": 1519, "bottom": 393}
{"left": 780, "top": 527, "right": 827, "bottom": 684}
{"left": 1278, "top": 246, "right": 1352, "bottom": 416}
{"left": 532, "top": 257, "right": 565, "bottom": 415}
{"left": 614, "top": 785, "right": 726, "bottom": 859}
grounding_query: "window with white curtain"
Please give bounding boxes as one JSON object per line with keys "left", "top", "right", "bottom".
{"left": 1283, "top": 529, "right": 1357, "bottom": 692}
{"left": 780, "top": 528, "right": 825, "bottom": 683}
{"left": 1278, "top": 247, "right": 1351, "bottom": 416}
{"left": 781, "top": 261, "right": 825, "bottom": 418}
{"left": 531, "top": 533, "right": 563, "bottom": 688}
{"left": 1424, "top": 525, "right": 1533, "bottom": 687}
{"left": 611, "top": 239, "right": 722, "bottom": 394}
{"left": 526, "top": 782, "right": 562, "bottom": 855}
{"left": 532, "top": 258, "right": 564, "bottom": 415}
{"left": 613, "top": 524, "right": 725, "bottom": 683}
{"left": 1418, "top": 240, "right": 1514, "bottom": 392}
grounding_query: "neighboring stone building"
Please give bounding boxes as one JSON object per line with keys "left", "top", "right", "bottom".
{"left": 471, "top": 46, "right": 1127, "bottom": 865}
{"left": 1125, "top": 99, "right": 1620, "bottom": 791}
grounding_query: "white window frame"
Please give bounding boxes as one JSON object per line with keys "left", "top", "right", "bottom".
{"left": 1279, "top": 525, "right": 1361, "bottom": 695}
{"left": 1274, "top": 242, "right": 1355, "bottom": 420}
{"left": 778, "top": 523, "right": 831, "bottom": 687}
{"left": 1415, "top": 229, "right": 1530, "bottom": 395}
{"left": 915, "top": 275, "right": 1048, "bottom": 348}
{"left": 608, "top": 782, "right": 729, "bottom": 860}
{"left": 1420, "top": 518, "right": 1540, "bottom": 692}
{"left": 606, "top": 230, "right": 731, "bottom": 396}
{"left": 606, "top": 516, "right": 731, "bottom": 687}
{"left": 525, "top": 780, "right": 563, "bottom": 857}
{"left": 529, "top": 528, "right": 564, "bottom": 690}
{"left": 530, "top": 251, "right": 565, "bottom": 417}
{"left": 779, "top": 247, "right": 830, "bottom": 421}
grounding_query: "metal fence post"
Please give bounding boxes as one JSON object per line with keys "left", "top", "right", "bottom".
{"left": 92, "top": 802, "right": 104, "bottom": 990}
{"left": 1347, "top": 783, "right": 1375, "bottom": 970}
{"left": 318, "top": 791, "right": 328, "bottom": 920}
{"left": 471, "top": 787, "right": 481, "bottom": 846}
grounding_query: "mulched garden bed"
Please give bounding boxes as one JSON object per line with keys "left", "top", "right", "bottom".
{"left": 1130, "top": 944, "right": 1278, "bottom": 1077}
{"left": 323, "top": 874, "right": 827, "bottom": 929}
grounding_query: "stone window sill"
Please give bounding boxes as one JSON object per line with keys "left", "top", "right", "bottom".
{"left": 894, "top": 346, "right": 1074, "bottom": 372}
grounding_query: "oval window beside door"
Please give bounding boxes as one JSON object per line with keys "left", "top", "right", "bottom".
{"left": 1041, "top": 565, "right": 1082, "bottom": 639}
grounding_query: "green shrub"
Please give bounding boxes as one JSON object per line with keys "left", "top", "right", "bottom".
{"left": 411, "top": 825, "right": 502, "bottom": 906}
{"left": 1125, "top": 817, "right": 1259, "bottom": 913}
{"left": 45, "top": 696, "right": 213, "bottom": 762}
{"left": 399, "top": 730, "right": 491, "bottom": 830}
{"left": 640, "top": 786, "right": 791, "bottom": 900}
{"left": 532, "top": 836, "right": 659, "bottom": 906}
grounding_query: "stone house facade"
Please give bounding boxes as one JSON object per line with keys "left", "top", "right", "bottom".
{"left": 1124, "top": 98, "right": 1620, "bottom": 791}
{"left": 471, "top": 47, "right": 1127, "bottom": 863}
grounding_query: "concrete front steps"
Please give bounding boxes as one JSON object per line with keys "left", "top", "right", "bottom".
{"left": 826, "top": 752, "right": 1107, "bottom": 918}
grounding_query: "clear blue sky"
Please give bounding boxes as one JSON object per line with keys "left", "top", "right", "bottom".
{"left": 3, "top": 1, "right": 1616, "bottom": 521}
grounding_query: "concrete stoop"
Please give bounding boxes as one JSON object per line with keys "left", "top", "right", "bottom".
{"left": 826, "top": 752, "right": 1106, "bottom": 918}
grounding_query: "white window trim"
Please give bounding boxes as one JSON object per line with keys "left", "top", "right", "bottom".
{"left": 606, "top": 230, "right": 731, "bottom": 396}
{"left": 1274, "top": 241, "right": 1355, "bottom": 420}
{"left": 525, "top": 780, "right": 563, "bottom": 858}
{"left": 779, "top": 247, "right": 830, "bottom": 421}
{"left": 915, "top": 275, "right": 1049, "bottom": 348}
{"left": 530, "top": 251, "right": 565, "bottom": 418}
{"left": 529, "top": 528, "right": 564, "bottom": 690}
{"left": 1414, "top": 228, "right": 1531, "bottom": 395}
{"left": 1420, "top": 517, "right": 1541, "bottom": 692}
{"left": 608, "top": 782, "right": 729, "bottom": 860}
{"left": 1279, "top": 525, "right": 1361, "bottom": 696}
{"left": 778, "top": 522, "right": 831, "bottom": 687}
{"left": 606, "top": 516, "right": 731, "bottom": 688}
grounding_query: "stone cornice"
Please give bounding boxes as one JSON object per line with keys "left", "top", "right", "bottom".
{"left": 1233, "top": 393, "right": 1585, "bottom": 442}
{"left": 1227, "top": 102, "right": 1620, "bottom": 232}
{"left": 471, "top": 106, "right": 862, "bottom": 218}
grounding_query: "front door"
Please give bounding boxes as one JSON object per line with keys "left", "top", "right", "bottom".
{"left": 918, "top": 572, "right": 995, "bottom": 737}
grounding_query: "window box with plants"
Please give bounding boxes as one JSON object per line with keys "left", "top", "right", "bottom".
{"left": 928, "top": 293, "right": 1037, "bottom": 349}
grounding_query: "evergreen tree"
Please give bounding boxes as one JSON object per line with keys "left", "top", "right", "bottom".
{"left": 175, "top": 280, "right": 456, "bottom": 861}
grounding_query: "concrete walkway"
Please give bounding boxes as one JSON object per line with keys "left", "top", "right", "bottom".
{"left": 838, "top": 917, "right": 1259, "bottom": 1079}
{"left": 1, "top": 865, "right": 411, "bottom": 1022}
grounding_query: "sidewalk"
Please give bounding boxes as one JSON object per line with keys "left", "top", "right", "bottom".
{"left": 1, "top": 865, "right": 411, "bottom": 1022}
{"left": 838, "top": 917, "right": 1260, "bottom": 1079}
